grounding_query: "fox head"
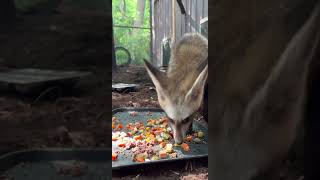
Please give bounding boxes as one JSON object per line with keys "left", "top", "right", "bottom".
{"left": 144, "top": 59, "right": 208, "bottom": 144}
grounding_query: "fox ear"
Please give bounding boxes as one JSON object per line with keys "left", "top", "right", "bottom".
{"left": 143, "top": 59, "right": 169, "bottom": 97}
{"left": 185, "top": 64, "right": 208, "bottom": 110}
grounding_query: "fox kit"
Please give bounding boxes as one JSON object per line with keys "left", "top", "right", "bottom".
{"left": 144, "top": 33, "right": 208, "bottom": 144}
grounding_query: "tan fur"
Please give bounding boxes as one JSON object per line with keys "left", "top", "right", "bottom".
{"left": 144, "top": 33, "right": 208, "bottom": 143}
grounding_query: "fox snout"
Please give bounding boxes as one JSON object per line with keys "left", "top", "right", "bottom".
{"left": 172, "top": 126, "right": 184, "bottom": 144}
{"left": 169, "top": 118, "right": 193, "bottom": 144}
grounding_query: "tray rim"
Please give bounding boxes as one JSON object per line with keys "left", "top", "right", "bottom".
{"left": 112, "top": 107, "right": 208, "bottom": 170}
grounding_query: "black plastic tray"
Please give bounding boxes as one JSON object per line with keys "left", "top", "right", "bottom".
{"left": 112, "top": 108, "right": 208, "bottom": 170}
{"left": 0, "top": 148, "right": 111, "bottom": 180}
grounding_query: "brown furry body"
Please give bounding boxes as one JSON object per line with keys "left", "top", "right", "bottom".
{"left": 209, "top": 3, "right": 320, "bottom": 180}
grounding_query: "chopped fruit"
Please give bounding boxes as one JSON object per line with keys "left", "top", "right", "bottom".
{"left": 161, "top": 132, "right": 170, "bottom": 140}
{"left": 185, "top": 135, "right": 193, "bottom": 142}
{"left": 166, "top": 144, "right": 173, "bottom": 153}
{"left": 135, "top": 156, "right": 145, "bottom": 162}
{"left": 126, "top": 124, "right": 133, "bottom": 130}
{"left": 151, "top": 155, "right": 159, "bottom": 161}
{"left": 134, "top": 135, "right": 142, "bottom": 141}
{"left": 134, "top": 154, "right": 145, "bottom": 162}
{"left": 159, "top": 150, "right": 167, "bottom": 159}
{"left": 156, "top": 137, "right": 163, "bottom": 143}
{"left": 112, "top": 115, "right": 205, "bottom": 163}
{"left": 159, "top": 142, "right": 166, "bottom": 148}
{"left": 147, "top": 119, "right": 156, "bottom": 124}
{"left": 116, "top": 124, "right": 123, "bottom": 130}
{"left": 197, "top": 131, "right": 204, "bottom": 138}
{"left": 118, "top": 143, "right": 126, "bottom": 148}
{"left": 112, "top": 153, "right": 118, "bottom": 161}
{"left": 169, "top": 153, "right": 177, "bottom": 158}
{"left": 181, "top": 143, "right": 190, "bottom": 152}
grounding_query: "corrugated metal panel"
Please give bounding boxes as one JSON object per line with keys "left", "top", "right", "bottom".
{"left": 152, "top": 0, "right": 208, "bottom": 67}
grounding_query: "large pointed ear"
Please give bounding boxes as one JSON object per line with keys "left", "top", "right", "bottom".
{"left": 143, "top": 59, "right": 169, "bottom": 95}
{"left": 185, "top": 64, "right": 208, "bottom": 109}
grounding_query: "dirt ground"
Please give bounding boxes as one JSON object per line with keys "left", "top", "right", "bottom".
{"left": 0, "top": 6, "right": 303, "bottom": 180}
{"left": 0, "top": 6, "right": 113, "bottom": 153}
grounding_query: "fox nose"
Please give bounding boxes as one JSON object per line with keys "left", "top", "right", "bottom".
{"left": 175, "top": 139, "right": 183, "bottom": 145}
{"left": 174, "top": 134, "right": 184, "bottom": 144}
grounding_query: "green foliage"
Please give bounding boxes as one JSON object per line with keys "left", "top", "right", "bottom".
{"left": 113, "top": 0, "right": 150, "bottom": 65}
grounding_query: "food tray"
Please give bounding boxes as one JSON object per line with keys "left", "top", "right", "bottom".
{"left": 0, "top": 148, "right": 111, "bottom": 180}
{"left": 112, "top": 108, "right": 208, "bottom": 170}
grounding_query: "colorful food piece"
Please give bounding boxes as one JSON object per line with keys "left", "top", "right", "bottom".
{"left": 112, "top": 152, "right": 118, "bottom": 161}
{"left": 133, "top": 135, "right": 142, "bottom": 141}
{"left": 159, "top": 142, "right": 166, "bottom": 148}
{"left": 116, "top": 124, "right": 123, "bottom": 130}
{"left": 134, "top": 153, "right": 146, "bottom": 162}
{"left": 181, "top": 143, "right": 190, "bottom": 152}
{"left": 169, "top": 153, "right": 177, "bottom": 158}
{"left": 185, "top": 135, "right": 193, "bottom": 142}
{"left": 166, "top": 143, "right": 173, "bottom": 153}
{"left": 151, "top": 155, "right": 159, "bottom": 161}
{"left": 197, "top": 131, "right": 204, "bottom": 138}
{"left": 159, "top": 150, "right": 167, "bottom": 159}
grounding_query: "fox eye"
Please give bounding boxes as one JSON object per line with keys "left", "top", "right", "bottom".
{"left": 181, "top": 118, "right": 189, "bottom": 124}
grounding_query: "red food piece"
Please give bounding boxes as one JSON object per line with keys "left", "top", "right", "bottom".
{"left": 181, "top": 143, "right": 190, "bottom": 152}
{"left": 112, "top": 153, "right": 118, "bottom": 161}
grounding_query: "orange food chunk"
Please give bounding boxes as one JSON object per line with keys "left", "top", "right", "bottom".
{"left": 159, "top": 150, "right": 167, "bottom": 159}
{"left": 185, "top": 135, "right": 193, "bottom": 142}
{"left": 147, "top": 119, "right": 156, "bottom": 124}
{"left": 112, "top": 152, "right": 118, "bottom": 161}
{"left": 159, "top": 142, "right": 166, "bottom": 148}
{"left": 112, "top": 137, "right": 117, "bottom": 141}
{"left": 116, "top": 124, "right": 123, "bottom": 130}
{"left": 181, "top": 143, "right": 190, "bottom": 152}
{"left": 134, "top": 135, "right": 142, "bottom": 141}
{"left": 134, "top": 154, "right": 145, "bottom": 162}
{"left": 159, "top": 117, "right": 168, "bottom": 123}
{"left": 118, "top": 143, "right": 126, "bottom": 148}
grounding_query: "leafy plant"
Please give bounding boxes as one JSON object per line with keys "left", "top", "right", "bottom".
{"left": 112, "top": 0, "right": 150, "bottom": 65}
